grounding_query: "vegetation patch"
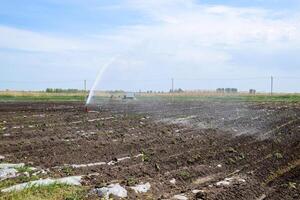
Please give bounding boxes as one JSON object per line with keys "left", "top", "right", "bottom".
{"left": 124, "top": 177, "right": 138, "bottom": 186}
{"left": 0, "top": 184, "right": 86, "bottom": 200}
{"left": 2, "top": 91, "right": 300, "bottom": 102}
{"left": 0, "top": 91, "right": 87, "bottom": 102}
{"left": 141, "top": 151, "right": 151, "bottom": 162}
{"left": 264, "top": 159, "right": 300, "bottom": 185}
{"left": 61, "top": 166, "right": 74, "bottom": 176}
{"left": 15, "top": 166, "right": 35, "bottom": 174}
{"left": 0, "top": 175, "right": 40, "bottom": 191}
{"left": 274, "top": 152, "right": 284, "bottom": 160}
{"left": 178, "top": 170, "right": 191, "bottom": 180}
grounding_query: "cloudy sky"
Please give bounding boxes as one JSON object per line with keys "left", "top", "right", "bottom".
{"left": 1, "top": 0, "right": 300, "bottom": 92}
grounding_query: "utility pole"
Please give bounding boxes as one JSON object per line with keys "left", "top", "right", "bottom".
{"left": 171, "top": 78, "right": 174, "bottom": 93}
{"left": 84, "top": 80, "right": 87, "bottom": 91}
{"left": 171, "top": 78, "right": 175, "bottom": 103}
{"left": 271, "top": 76, "right": 273, "bottom": 96}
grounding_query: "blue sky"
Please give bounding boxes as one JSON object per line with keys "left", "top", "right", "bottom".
{"left": 1, "top": 0, "right": 300, "bottom": 92}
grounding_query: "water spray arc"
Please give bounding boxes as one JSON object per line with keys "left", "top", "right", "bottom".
{"left": 85, "top": 40, "right": 148, "bottom": 110}
{"left": 86, "top": 56, "right": 119, "bottom": 105}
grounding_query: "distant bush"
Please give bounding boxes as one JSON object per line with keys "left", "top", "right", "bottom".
{"left": 107, "top": 90, "right": 125, "bottom": 93}
{"left": 45, "top": 88, "right": 85, "bottom": 93}
{"left": 169, "top": 88, "right": 184, "bottom": 93}
{"left": 216, "top": 88, "right": 238, "bottom": 93}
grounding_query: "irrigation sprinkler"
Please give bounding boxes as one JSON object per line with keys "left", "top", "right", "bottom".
{"left": 84, "top": 106, "right": 89, "bottom": 113}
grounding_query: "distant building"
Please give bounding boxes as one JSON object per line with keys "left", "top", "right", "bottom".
{"left": 216, "top": 88, "right": 225, "bottom": 93}
{"left": 123, "top": 92, "right": 135, "bottom": 100}
{"left": 249, "top": 89, "right": 256, "bottom": 95}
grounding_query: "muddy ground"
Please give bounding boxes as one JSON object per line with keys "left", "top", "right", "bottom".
{"left": 0, "top": 100, "right": 299, "bottom": 199}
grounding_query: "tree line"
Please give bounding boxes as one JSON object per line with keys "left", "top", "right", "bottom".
{"left": 45, "top": 88, "right": 86, "bottom": 93}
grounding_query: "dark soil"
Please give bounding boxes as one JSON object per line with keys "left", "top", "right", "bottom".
{"left": 0, "top": 101, "right": 299, "bottom": 199}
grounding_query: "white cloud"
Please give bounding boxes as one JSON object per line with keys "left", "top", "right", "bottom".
{"left": 133, "top": 3, "right": 299, "bottom": 46}
{"left": 91, "top": 1, "right": 300, "bottom": 91}
{"left": 0, "top": 26, "right": 89, "bottom": 52}
{"left": 1, "top": 0, "right": 300, "bottom": 91}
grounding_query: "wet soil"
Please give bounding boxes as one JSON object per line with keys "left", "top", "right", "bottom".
{"left": 0, "top": 101, "right": 299, "bottom": 199}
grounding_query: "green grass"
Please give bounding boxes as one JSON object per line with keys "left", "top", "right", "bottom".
{"left": 0, "top": 95, "right": 85, "bottom": 102}
{"left": 0, "top": 175, "right": 39, "bottom": 195}
{"left": 15, "top": 166, "right": 35, "bottom": 174}
{"left": 138, "top": 94, "right": 300, "bottom": 102}
{"left": 0, "top": 176, "right": 40, "bottom": 191}
{"left": 226, "top": 94, "right": 300, "bottom": 102}
{"left": 1, "top": 91, "right": 300, "bottom": 103}
{"left": 178, "top": 170, "right": 191, "bottom": 180}
{"left": 0, "top": 164, "right": 86, "bottom": 200}
{"left": 0, "top": 184, "right": 86, "bottom": 200}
